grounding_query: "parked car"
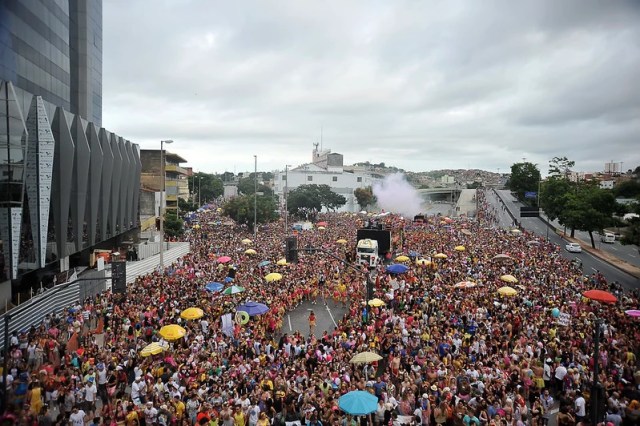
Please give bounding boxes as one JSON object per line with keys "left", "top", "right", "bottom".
{"left": 565, "top": 242, "right": 582, "bottom": 253}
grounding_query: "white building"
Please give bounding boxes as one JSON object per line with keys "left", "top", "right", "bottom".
{"left": 599, "top": 180, "right": 614, "bottom": 190}
{"left": 273, "top": 145, "right": 381, "bottom": 212}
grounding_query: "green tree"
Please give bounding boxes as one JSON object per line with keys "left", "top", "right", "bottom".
{"left": 540, "top": 177, "right": 573, "bottom": 221}
{"left": 621, "top": 217, "right": 640, "bottom": 248}
{"left": 558, "top": 183, "right": 616, "bottom": 247}
{"left": 178, "top": 197, "right": 198, "bottom": 214}
{"left": 287, "top": 185, "right": 323, "bottom": 216}
{"left": 188, "top": 173, "right": 224, "bottom": 204}
{"left": 354, "top": 186, "right": 376, "bottom": 210}
{"left": 237, "top": 176, "right": 273, "bottom": 196}
{"left": 613, "top": 180, "right": 640, "bottom": 198}
{"left": 508, "top": 162, "right": 541, "bottom": 202}
{"left": 164, "top": 211, "right": 184, "bottom": 238}
{"left": 548, "top": 156, "right": 575, "bottom": 178}
{"left": 317, "top": 185, "right": 347, "bottom": 211}
{"left": 222, "top": 195, "right": 278, "bottom": 231}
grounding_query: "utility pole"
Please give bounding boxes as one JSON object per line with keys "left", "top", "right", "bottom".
{"left": 198, "top": 176, "right": 201, "bottom": 207}
{"left": 284, "top": 165, "right": 291, "bottom": 234}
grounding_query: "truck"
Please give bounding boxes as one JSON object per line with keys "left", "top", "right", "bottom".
{"left": 356, "top": 227, "right": 392, "bottom": 268}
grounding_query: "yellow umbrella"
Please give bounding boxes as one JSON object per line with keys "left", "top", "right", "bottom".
{"left": 434, "top": 253, "right": 448, "bottom": 259}
{"left": 395, "top": 255, "right": 410, "bottom": 262}
{"left": 350, "top": 351, "right": 383, "bottom": 364}
{"left": 140, "top": 342, "right": 168, "bottom": 357}
{"left": 241, "top": 238, "right": 252, "bottom": 245}
{"left": 317, "top": 226, "right": 326, "bottom": 230}
{"left": 276, "top": 258, "right": 288, "bottom": 266}
{"left": 500, "top": 274, "right": 518, "bottom": 283}
{"left": 244, "top": 249, "right": 257, "bottom": 255}
{"left": 497, "top": 286, "right": 518, "bottom": 296}
{"left": 180, "top": 307, "right": 204, "bottom": 320}
{"left": 336, "top": 239, "right": 348, "bottom": 244}
{"left": 454, "top": 245, "right": 465, "bottom": 252}
{"left": 265, "top": 272, "right": 283, "bottom": 282}
{"left": 367, "top": 298, "right": 386, "bottom": 307}
{"left": 416, "top": 258, "right": 431, "bottom": 266}
{"left": 511, "top": 229, "right": 522, "bottom": 234}
{"left": 158, "top": 324, "right": 187, "bottom": 341}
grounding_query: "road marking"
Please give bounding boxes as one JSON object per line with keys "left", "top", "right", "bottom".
{"left": 610, "top": 247, "right": 618, "bottom": 251}
{"left": 325, "top": 303, "right": 338, "bottom": 328}
{"left": 288, "top": 314, "right": 292, "bottom": 332}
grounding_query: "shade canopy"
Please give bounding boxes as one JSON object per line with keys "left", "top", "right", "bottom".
{"left": 276, "top": 258, "right": 288, "bottom": 266}
{"left": 624, "top": 309, "right": 640, "bottom": 317}
{"left": 241, "top": 238, "right": 252, "bottom": 245}
{"left": 204, "top": 282, "right": 223, "bottom": 292}
{"left": 454, "top": 245, "right": 466, "bottom": 252}
{"left": 350, "top": 351, "right": 383, "bottom": 364}
{"left": 395, "top": 255, "right": 410, "bottom": 262}
{"left": 258, "top": 260, "right": 271, "bottom": 267}
{"left": 140, "top": 342, "right": 168, "bottom": 357}
{"left": 434, "top": 253, "right": 448, "bottom": 259}
{"left": 217, "top": 256, "right": 232, "bottom": 264}
{"left": 339, "top": 391, "right": 378, "bottom": 415}
{"left": 583, "top": 289, "right": 617, "bottom": 303}
{"left": 500, "top": 274, "right": 518, "bottom": 283}
{"left": 180, "top": 307, "right": 204, "bottom": 320}
{"left": 244, "top": 249, "right": 257, "bottom": 255}
{"left": 386, "top": 264, "right": 409, "bottom": 274}
{"left": 265, "top": 272, "right": 283, "bottom": 282}
{"left": 416, "top": 258, "right": 431, "bottom": 266}
{"left": 222, "top": 286, "right": 245, "bottom": 295}
{"left": 158, "top": 324, "right": 186, "bottom": 341}
{"left": 237, "top": 301, "right": 270, "bottom": 316}
{"left": 336, "top": 239, "right": 348, "bottom": 244}
{"left": 497, "top": 286, "right": 518, "bottom": 296}
{"left": 367, "top": 298, "right": 386, "bottom": 307}
{"left": 454, "top": 281, "right": 476, "bottom": 289}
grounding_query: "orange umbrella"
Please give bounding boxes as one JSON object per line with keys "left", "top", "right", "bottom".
{"left": 583, "top": 289, "right": 617, "bottom": 304}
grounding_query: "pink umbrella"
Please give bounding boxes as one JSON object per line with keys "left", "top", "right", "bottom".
{"left": 624, "top": 309, "right": 640, "bottom": 317}
{"left": 217, "top": 256, "right": 232, "bottom": 264}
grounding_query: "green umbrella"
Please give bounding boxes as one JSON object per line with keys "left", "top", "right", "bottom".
{"left": 223, "top": 285, "right": 245, "bottom": 295}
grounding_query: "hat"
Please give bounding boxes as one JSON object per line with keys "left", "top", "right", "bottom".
{"left": 545, "top": 358, "right": 552, "bottom": 363}
{"left": 443, "top": 387, "right": 451, "bottom": 393}
{"left": 147, "top": 401, "right": 153, "bottom": 406}
{"left": 422, "top": 393, "right": 428, "bottom": 399}
{"left": 135, "top": 376, "right": 142, "bottom": 380}
{"left": 430, "top": 384, "right": 438, "bottom": 391}
{"left": 161, "top": 404, "right": 168, "bottom": 410}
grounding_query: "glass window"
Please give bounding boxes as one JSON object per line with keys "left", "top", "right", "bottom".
{"left": 357, "top": 177, "right": 362, "bottom": 182}
{"left": 332, "top": 176, "right": 337, "bottom": 182}
{"left": 307, "top": 176, "right": 313, "bottom": 182}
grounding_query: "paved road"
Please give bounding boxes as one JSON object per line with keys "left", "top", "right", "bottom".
{"left": 284, "top": 298, "right": 349, "bottom": 338}
{"left": 489, "top": 190, "right": 640, "bottom": 292}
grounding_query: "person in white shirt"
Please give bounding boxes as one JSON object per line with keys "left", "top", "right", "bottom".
{"left": 574, "top": 390, "right": 586, "bottom": 423}
{"left": 144, "top": 401, "right": 159, "bottom": 425}
{"left": 84, "top": 377, "right": 98, "bottom": 416}
{"left": 248, "top": 402, "right": 261, "bottom": 426}
{"left": 69, "top": 406, "right": 87, "bottom": 426}
{"left": 131, "top": 376, "right": 144, "bottom": 406}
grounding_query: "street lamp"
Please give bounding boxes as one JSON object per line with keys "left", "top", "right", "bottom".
{"left": 159, "top": 139, "right": 173, "bottom": 271}
{"left": 254, "top": 155, "right": 257, "bottom": 240}
{"left": 284, "top": 165, "right": 291, "bottom": 234}
{"left": 198, "top": 176, "right": 202, "bottom": 207}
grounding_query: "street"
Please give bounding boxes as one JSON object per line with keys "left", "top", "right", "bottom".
{"left": 488, "top": 189, "right": 640, "bottom": 291}
{"left": 284, "top": 298, "right": 349, "bottom": 338}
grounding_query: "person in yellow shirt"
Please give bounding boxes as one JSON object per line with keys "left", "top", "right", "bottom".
{"left": 233, "top": 404, "right": 246, "bottom": 426}
{"left": 173, "top": 395, "right": 186, "bottom": 421}
{"left": 125, "top": 404, "right": 139, "bottom": 426}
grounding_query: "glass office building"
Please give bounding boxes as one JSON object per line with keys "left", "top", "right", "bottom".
{"left": 0, "top": 0, "right": 102, "bottom": 126}
{"left": 0, "top": 1, "right": 139, "bottom": 304}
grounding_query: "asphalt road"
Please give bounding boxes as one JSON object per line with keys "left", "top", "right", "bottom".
{"left": 284, "top": 298, "right": 349, "bottom": 338}
{"left": 489, "top": 189, "right": 640, "bottom": 292}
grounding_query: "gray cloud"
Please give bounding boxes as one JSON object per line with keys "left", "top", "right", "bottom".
{"left": 102, "top": 0, "right": 640, "bottom": 175}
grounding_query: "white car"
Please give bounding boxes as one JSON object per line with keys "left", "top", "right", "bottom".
{"left": 565, "top": 243, "right": 582, "bottom": 253}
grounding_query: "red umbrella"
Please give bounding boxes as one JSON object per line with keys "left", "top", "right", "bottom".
{"left": 583, "top": 289, "right": 617, "bottom": 304}
{"left": 217, "top": 256, "right": 232, "bottom": 264}
{"left": 317, "top": 221, "right": 328, "bottom": 227}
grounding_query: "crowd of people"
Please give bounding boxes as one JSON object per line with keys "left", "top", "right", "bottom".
{"left": 1, "top": 189, "right": 639, "bottom": 426}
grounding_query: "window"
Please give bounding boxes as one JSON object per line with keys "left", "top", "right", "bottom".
{"left": 307, "top": 176, "right": 313, "bottom": 182}
{"left": 282, "top": 175, "right": 286, "bottom": 181}
{"left": 357, "top": 177, "right": 362, "bottom": 182}
{"left": 332, "top": 176, "right": 338, "bottom": 182}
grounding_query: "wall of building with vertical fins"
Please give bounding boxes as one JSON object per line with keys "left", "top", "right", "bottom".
{"left": 0, "top": 80, "right": 141, "bottom": 282}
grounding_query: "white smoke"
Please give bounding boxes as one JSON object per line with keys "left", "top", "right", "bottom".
{"left": 372, "top": 173, "right": 423, "bottom": 217}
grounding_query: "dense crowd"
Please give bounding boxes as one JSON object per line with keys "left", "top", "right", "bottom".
{"left": 1, "top": 189, "right": 639, "bottom": 426}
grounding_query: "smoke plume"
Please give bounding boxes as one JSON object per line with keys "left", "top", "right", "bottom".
{"left": 372, "top": 173, "right": 423, "bottom": 218}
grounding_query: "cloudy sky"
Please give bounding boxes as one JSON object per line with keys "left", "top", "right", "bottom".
{"left": 103, "top": 0, "right": 640, "bottom": 175}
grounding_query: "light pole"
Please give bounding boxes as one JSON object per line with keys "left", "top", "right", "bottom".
{"left": 284, "top": 164, "right": 291, "bottom": 234}
{"left": 198, "top": 176, "right": 201, "bottom": 207}
{"left": 254, "top": 155, "right": 257, "bottom": 240}
{"left": 159, "top": 139, "right": 173, "bottom": 271}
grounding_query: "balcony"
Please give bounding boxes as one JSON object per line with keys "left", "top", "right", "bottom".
{"left": 165, "top": 164, "right": 188, "bottom": 175}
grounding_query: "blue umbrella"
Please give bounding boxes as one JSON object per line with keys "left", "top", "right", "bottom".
{"left": 386, "top": 264, "right": 409, "bottom": 274}
{"left": 236, "top": 301, "right": 270, "bottom": 316}
{"left": 408, "top": 250, "right": 420, "bottom": 258}
{"left": 224, "top": 277, "right": 234, "bottom": 283}
{"left": 205, "top": 282, "right": 224, "bottom": 292}
{"left": 258, "top": 260, "right": 271, "bottom": 267}
{"left": 338, "top": 391, "right": 378, "bottom": 415}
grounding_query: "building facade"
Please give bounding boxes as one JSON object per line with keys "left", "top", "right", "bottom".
{"left": 0, "top": 0, "right": 102, "bottom": 126}
{"left": 273, "top": 146, "right": 381, "bottom": 212}
{"left": 140, "top": 150, "right": 189, "bottom": 213}
{"left": 0, "top": 1, "right": 138, "bottom": 305}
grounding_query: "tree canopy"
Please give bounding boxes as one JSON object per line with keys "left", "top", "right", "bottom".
{"left": 222, "top": 195, "right": 278, "bottom": 231}
{"left": 287, "top": 184, "right": 347, "bottom": 216}
{"left": 508, "top": 162, "right": 541, "bottom": 202}
{"left": 237, "top": 176, "right": 273, "bottom": 196}
{"left": 188, "top": 173, "right": 223, "bottom": 204}
{"left": 354, "top": 186, "right": 376, "bottom": 210}
{"left": 548, "top": 156, "right": 575, "bottom": 178}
